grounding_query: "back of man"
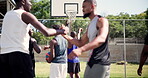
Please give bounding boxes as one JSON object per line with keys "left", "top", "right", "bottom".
{"left": 49, "top": 25, "right": 68, "bottom": 78}
{"left": 51, "top": 35, "right": 67, "bottom": 63}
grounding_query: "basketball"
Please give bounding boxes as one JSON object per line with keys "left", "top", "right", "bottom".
{"left": 45, "top": 52, "right": 50, "bottom": 60}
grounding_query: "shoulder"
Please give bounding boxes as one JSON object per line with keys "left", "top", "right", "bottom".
{"left": 98, "top": 17, "right": 108, "bottom": 23}
{"left": 50, "top": 38, "right": 57, "bottom": 45}
{"left": 97, "top": 17, "right": 109, "bottom": 27}
{"left": 22, "top": 12, "right": 37, "bottom": 20}
{"left": 22, "top": 12, "right": 37, "bottom": 24}
{"left": 22, "top": 12, "right": 34, "bottom": 17}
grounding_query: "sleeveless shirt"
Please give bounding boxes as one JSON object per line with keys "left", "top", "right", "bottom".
{"left": 87, "top": 15, "right": 110, "bottom": 68}
{"left": 1, "top": 9, "right": 30, "bottom": 54}
{"left": 52, "top": 35, "right": 68, "bottom": 63}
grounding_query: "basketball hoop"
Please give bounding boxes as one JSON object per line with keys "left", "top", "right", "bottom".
{"left": 66, "top": 10, "right": 77, "bottom": 34}
{"left": 66, "top": 10, "right": 77, "bottom": 22}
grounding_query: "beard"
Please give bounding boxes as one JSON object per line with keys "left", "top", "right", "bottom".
{"left": 83, "top": 12, "right": 91, "bottom": 18}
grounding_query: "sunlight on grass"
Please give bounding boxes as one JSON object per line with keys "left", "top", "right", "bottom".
{"left": 35, "top": 62, "right": 148, "bottom": 78}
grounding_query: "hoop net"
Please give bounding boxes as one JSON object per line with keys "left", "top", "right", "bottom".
{"left": 66, "top": 10, "right": 77, "bottom": 23}
{"left": 66, "top": 10, "right": 77, "bottom": 34}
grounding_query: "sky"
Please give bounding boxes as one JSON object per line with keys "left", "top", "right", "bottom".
{"left": 11, "top": 0, "right": 148, "bottom": 16}
{"left": 96, "top": 0, "right": 148, "bottom": 16}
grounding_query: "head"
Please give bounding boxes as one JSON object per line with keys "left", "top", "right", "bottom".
{"left": 82, "top": 0, "right": 97, "bottom": 18}
{"left": 52, "top": 25, "right": 61, "bottom": 30}
{"left": 14, "top": 0, "right": 32, "bottom": 12}
{"left": 28, "top": 28, "right": 33, "bottom": 36}
{"left": 70, "top": 31, "right": 77, "bottom": 38}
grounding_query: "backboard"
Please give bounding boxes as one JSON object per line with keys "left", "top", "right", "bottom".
{"left": 50, "top": 0, "right": 83, "bottom": 17}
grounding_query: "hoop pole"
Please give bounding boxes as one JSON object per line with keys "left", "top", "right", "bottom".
{"left": 68, "top": 19, "right": 72, "bottom": 35}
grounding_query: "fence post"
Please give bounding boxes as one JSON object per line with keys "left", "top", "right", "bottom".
{"left": 123, "top": 20, "right": 127, "bottom": 78}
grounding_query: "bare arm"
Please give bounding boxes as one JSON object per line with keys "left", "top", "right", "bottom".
{"left": 68, "top": 18, "right": 109, "bottom": 59}
{"left": 31, "top": 38, "right": 41, "bottom": 54}
{"left": 62, "top": 31, "right": 88, "bottom": 47}
{"left": 137, "top": 45, "right": 148, "bottom": 76}
{"left": 22, "top": 12, "right": 67, "bottom": 37}
{"left": 79, "top": 18, "right": 109, "bottom": 52}
{"left": 47, "top": 39, "right": 57, "bottom": 63}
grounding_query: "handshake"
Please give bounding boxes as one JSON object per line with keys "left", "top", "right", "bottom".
{"left": 51, "top": 24, "right": 69, "bottom": 35}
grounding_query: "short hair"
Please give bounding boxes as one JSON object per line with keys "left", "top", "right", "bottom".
{"left": 70, "top": 31, "right": 77, "bottom": 38}
{"left": 52, "top": 25, "right": 60, "bottom": 30}
{"left": 83, "top": 0, "right": 97, "bottom": 6}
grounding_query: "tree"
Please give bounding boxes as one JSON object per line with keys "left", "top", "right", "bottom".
{"left": 107, "top": 12, "right": 147, "bottom": 38}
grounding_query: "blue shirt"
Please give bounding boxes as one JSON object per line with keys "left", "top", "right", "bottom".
{"left": 68, "top": 45, "right": 80, "bottom": 63}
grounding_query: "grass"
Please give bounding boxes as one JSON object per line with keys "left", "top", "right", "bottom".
{"left": 35, "top": 62, "right": 148, "bottom": 78}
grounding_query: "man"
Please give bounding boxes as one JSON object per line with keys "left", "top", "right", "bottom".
{"left": 62, "top": 0, "right": 110, "bottom": 78}
{"left": 28, "top": 28, "right": 41, "bottom": 77}
{"left": 45, "top": 25, "right": 68, "bottom": 78}
{"left": 0, "top": 0, "right": 68, "bottom": 78}
{"left": 67, "top": 30, "right": 82, "bottom": 78}
{"left": 137, "top": 34, "right": 148, "bottom": 76}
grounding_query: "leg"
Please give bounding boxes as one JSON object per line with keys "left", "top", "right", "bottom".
{"left": 68, "top": 62, "right": 74, "bottom": 78}
{"left": 75, "top": 73, "right": 80, "bottom": 78}
{"left": 32, "top": 60, "right": 36, "bottom": 77}
{"left": 9, "top": 52, "right": 33, "bottom": 78}
{"left": 84, "top": 64, "right": 110, "bottom": 78}
{"left": 61, "top": 63, "right": 67, "bottom": 78}
{"left": 0, "top": 54, "right": 11, "bottom": 78}
{"left": 75, "top": 63, "right": 80, "bottom": 78}
{"left": 69, "top": 72, "right": 74, "bottom": 78}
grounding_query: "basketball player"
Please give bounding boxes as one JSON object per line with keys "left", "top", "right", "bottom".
{"left": 62, "top": 0, "right": 110, "bottom": 78}
{"left": 28, "top": 28, "right": 41, "bottom": 77}
{"left": 137, "top": 34, "right": 148, "bottom": 76}
{"left": 0, "top": 0, "right": 68, "bottom": 78}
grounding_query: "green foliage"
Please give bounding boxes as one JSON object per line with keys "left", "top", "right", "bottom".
{"left": 30, "top": 0, "right": 148, "bottom": 44}
{"left": 107, "top": 12, "right": 147, "bottom": 38}
{"left": 32, "top": 31, "right": 53, "bottom": 45}
{"left": 31, "top": 0, "right": 50, "bottom": 19}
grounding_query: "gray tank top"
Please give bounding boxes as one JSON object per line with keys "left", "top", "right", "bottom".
{"left": 87, "top": 15, "right": 110, "bottom": 68}
{"left": 52, "top": 35, "right": 68, "bottom": 63}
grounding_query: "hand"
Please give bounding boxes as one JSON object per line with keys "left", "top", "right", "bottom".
{"left": 137, "top": 68, "right": 142, "bottom": 76}
{"left": 68, "top": 48, "right": 82, "bottom": 59}
{"left": 44, "top": 46, "right": 49, "bottom": 50}
{"left": 79, "top": 28, "right": 83, "bottom": 32}
{"left": 31, "top": 38, "right": 36, "bottom": 42}
{"left": 61, "top": 24, "right": 69, "bottom": 35}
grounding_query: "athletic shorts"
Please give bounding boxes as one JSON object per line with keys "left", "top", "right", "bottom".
{"left": 0, "top": 51, "right": 33, "bottom": 78}
{"left": 68, "top": 62, "right": 80, "bottom": 73}
{"left": 50, "top": 63, "right": 67, "bottom": 78}
{"left": 84, "top": 64, "right": 110, "bottom": 78}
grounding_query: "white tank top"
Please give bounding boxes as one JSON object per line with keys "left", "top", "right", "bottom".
{"left": 1, "top": 9, "right": 30, "bottom": 54}
{"left": 87, "top": 16, "right": 99, "bottom": 53}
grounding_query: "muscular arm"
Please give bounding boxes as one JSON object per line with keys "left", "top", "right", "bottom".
{"left": 139, "top": 45, "right": 148, "bottom": 68}
{"left": 79, "top": 18, "right": 109, "bottom": 52}
{"left": 68, "top": 18, "right": 109, "bottom": 59}
{"left": 62, "top": 31, "right": 89, "bottom": 47}
{"left": 137, "top": 45, "right": 148, "bottom": 76}
{"left": 22, "top": 12, "right": 66, "bottom": 37}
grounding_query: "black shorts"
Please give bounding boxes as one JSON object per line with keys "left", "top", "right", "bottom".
{"left": 68, "top": 62, "right": 80, "bottom": 73}
{"left": 0, "top": 51, "right": 33, "bottom": 78}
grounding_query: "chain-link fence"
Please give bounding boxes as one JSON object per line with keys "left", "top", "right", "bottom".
{"left": 0, "top": 19, "right": 148, "bottom": 77}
